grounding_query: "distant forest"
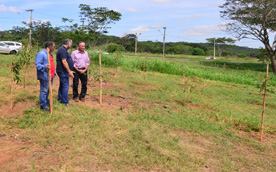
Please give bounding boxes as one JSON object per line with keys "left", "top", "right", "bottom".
{"left": 0, "top": 25, "right": 261, "bottom": 58}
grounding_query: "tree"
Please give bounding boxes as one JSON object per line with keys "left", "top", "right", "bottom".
{"left": 220, "top": 0, "right": 276, "bottom": 72}
{"left": 78, "top": 4, "right": 122, "bottom": 48}
{"left": 61, "top": 4, "right": 121, "bottom": 49}
{"left": 191, "top": 47, "right": 205, "bottom": 56}
{"left": 120, "top": 33, "right": 136, "bottom": 51}
{"left": 206, "top": 37, "right": 236, "bottom": 56}
{"left": 105, "top": 43, "right": 125, "bottom": 53}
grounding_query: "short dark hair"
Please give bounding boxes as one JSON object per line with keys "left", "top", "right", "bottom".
{"left": 44, "top": 41, "right": 54, "bottom": 48}
{"left": 63, "top": 39, "right": 72, "bottom": 45}
{"left": 78, "top": 41, "right": 85, "bottom": 46}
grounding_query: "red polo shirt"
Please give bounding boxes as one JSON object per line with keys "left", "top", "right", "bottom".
{"left": 49, "top": 53, "right": 55, "bottom": 78}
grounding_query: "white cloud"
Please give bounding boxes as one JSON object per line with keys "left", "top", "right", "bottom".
{"left": 130, "top": 22, "right": 164, "bottom": 34}
{"left": 148, "top": 0, "right": 180, "bottom": 3}
{"left": 130, "top": 26, "right": 150, "bottom": 33}
{"left": 178, "top": 14, "right": 203, "bottom": 23}
{"left": 150, "top": 22, "right": 164, "bottom": 28}
{"left": 125, "top": 8, "right": 139, "bottom": 12}
{"left": 182, "top": 23, "right": 227, "bottom": 37}
{"left": 25, "top": 19, "right": 50, "bottom": 24}
{"left": 0, "top": 4, "right": 21, "bottom": 13}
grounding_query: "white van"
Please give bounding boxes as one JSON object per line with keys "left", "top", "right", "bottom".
{"left": 0, "top": 41, "right": 22, "bottom": 54}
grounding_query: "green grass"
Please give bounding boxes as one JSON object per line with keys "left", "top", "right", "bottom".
{"left": 90, "top": 51, "right": 276, "bottom": 89}
{"left": 123, "top": 52, "right": 260, "bottom": 62}
{"left": 0, "top": 52, "right": 276, "bottom": 171}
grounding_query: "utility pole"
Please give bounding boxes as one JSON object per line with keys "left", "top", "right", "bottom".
{"left": 135, "top": 33, "right": 141, "bottom": 55}
{"left": 213, "top": 38, "right": 216, "bottom": 59}
{"left": 26, "top": 9, "right": 33, "bottom": 47}
{"left": 163, "top": 27, "right": 166, "bottom": 58}
{"left": 81, "top": 20, "right": 85, "bottom": 31}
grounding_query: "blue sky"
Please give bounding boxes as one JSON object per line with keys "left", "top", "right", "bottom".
{"left": 0, "top": 0, "right": 274, "bottom": 48}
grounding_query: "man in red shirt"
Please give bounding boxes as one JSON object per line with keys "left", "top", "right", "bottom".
{"left": 35, "top": 41, "right": 56, "bottom": 112}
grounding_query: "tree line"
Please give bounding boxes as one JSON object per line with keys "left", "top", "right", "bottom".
{"left": 0, "top": 1, "right": 275, "bottom": 66}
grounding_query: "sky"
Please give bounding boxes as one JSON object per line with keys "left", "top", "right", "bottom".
{"left": 0, "top": 0, "right": 275, "bottom": 48}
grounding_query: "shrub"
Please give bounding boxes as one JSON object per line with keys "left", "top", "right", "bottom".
{"left": 237, "top": 53, "right": 247, "bottom": 58}
{"left": 105, "top": 43, "right": 125, "bottom": 53}
{"left": 191, "top": 47, "right": 205, "bottom": 56}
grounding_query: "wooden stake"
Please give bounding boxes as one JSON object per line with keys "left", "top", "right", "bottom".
{"left": 143, "top": 57, "right": 146, "bottom": 81}
{"left": 47, "top": 48, "right": 53, "bottom": 115}
{"left": 24, "top": 46, "right": 29, "bottom": 89}
{"left": 187, "top": 86, "right": 191, "bottom": 103}
{"left": 116, "top": 52, "right": 119, "bottom": 76}
{"left": 10, "top": 63, "right": 14, "bottom": 111}
{"left": 182, "top": 64, "right": 184, "bottom": 82}
{"left": 260, "top": 63, "right": 269, "bottom": 142}
{"left": 99, "top": 49, "right": 103, "bottom": 105}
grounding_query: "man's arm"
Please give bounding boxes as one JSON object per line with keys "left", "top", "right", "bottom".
{"left": 35, "top": 52, "right": 50, "bottom": 71}
{"left": 62, "top": 59, "right": 74, "bottom": 78}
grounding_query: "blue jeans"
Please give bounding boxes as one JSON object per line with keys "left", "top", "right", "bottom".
{"left": 39, "top": 79, "right": 53, "bottom": 109}
{"left": 58, "top": 77, "right": 69, "bottom": 104}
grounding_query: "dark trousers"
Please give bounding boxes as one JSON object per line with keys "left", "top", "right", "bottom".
{"left": 73, "top": 69, "right": 87, "bottom": 99}
{"left": 58, "top": 77, "right": 69, "bottom": 104}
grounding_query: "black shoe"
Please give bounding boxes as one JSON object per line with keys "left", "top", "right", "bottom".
{"left": 41, "top": 108, "right": 50, "bottom": 112}
{"left": 74, "top": 98, "right": 79, "bottom": 102}
{"left": 79, "top": 97, "right": 85, "bottom": 102}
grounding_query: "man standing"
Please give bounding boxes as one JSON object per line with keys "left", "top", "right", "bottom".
{"left": 56, "top": 39, "right": 74, "bottom": 106}
{"left": 35, "top": 41, "right": 56, "bottom": 112}
{"left": 71, "top": 41, "right": 90, "bottom": 102}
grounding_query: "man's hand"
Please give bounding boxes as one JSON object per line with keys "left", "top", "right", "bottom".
{"left": 47, "top": 64, "right": 51, "bottom": 70}
{"left": 80, "top": 69, "right": 86, "bottom": 74}
{"left": 69, "top": 71, "right": 75, "bottom": 78}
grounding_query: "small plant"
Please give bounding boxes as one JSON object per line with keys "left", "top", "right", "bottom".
{"left": 237, "top": 53, "right": 247, "bottom": 58}
{"left": 13, "top": 45, "right": 35, "bottom": 83}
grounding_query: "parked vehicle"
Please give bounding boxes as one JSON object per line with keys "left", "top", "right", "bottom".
{"left": 0, "top": 41, "right": 22, "bottom": 54}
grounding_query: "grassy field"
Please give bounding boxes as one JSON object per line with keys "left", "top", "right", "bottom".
{"left": 0, "top": 51, "right": 276, "bottom": 171}
{"left": 123, "top": 52, "right": 261, "bottom": 63}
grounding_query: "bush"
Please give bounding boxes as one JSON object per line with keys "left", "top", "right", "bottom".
{"left": 105, "top": 43, "right": 125, "bottom": 53}
{"left": 237, "top": 53, "right": 247, "bottom": 58}
{"left": 174, "top": 45, "right": 192, "bottom": 54}
{"left": 191, "top": 47, "right": 205, "bottom": 56}
{"left": 221, "top": 51, "right": 231, "bottom": 57}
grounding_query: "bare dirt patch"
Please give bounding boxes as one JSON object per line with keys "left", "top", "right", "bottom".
{"left": 0, "top": 134, "right": 29, "bottom": 169}
{"left": 0, "top": 134, "right": 62, "bottom": 171}
{"left": 169, "top": 130, "right": 219, "bottom": 172}
{"left": 0, "top": 100, "right": 36, "bottom": 116}
{"left": 236, "top": 130, "right": 276, "bottom": 144}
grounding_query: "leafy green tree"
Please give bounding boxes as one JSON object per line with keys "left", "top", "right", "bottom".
{"left": 256, "top": 48, "right": 270, "bottom": 63}
{"left": 220, "top": 0, "right": 276, "bottom": 72}
{"left": 206, "top": 37, "right": 236, "bottom": 56}
{"left": 120, "top": 34, "right": 136, "bottom": 51}
{"left": 78, "top": 4, "right": 122, "bottom": 48}
{"left": 105, "top": 43, "right": 125, "bottom": 53}
{"left": 191, "top": 47, "right": 205, "bottom": 56}
{"left": 173, "top": 45, "right": 191, "bottom": 54}
{"left": 237, "top": 53, "right": 247, "bottom": 58}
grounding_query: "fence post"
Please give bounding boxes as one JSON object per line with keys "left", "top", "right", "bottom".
{"left": 99, "top": 49, "right": 103, "bottom": 105}
{"left": 116, "top": 52, "right": 119, "bottom": 77}
{"left": 47, "top": 48, "right": 53, "bottom": 115}
{"left": 260, "top": 63, "right": 269, "bottom": 142}
{"left": 143, "top": 57, "right": 146, "bottom": 81}
{"left": 10, "top": 63, "right": 14, "bottom": 111}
